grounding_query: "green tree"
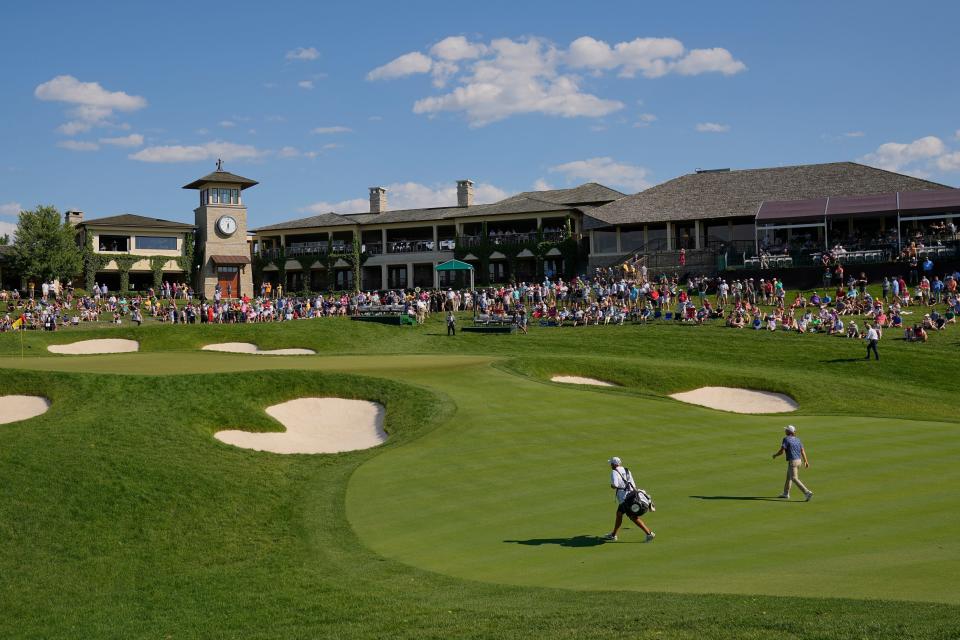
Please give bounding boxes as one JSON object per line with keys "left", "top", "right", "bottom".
{"left": 0, "top": 233, "right": 9, "bottom": 245}
{"left": 12, "top": 205, "right": 82, "bottom": 282}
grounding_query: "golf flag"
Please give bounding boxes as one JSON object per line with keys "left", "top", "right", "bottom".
{"left": 11, "top": 315, "right": 24, "bottom": 330}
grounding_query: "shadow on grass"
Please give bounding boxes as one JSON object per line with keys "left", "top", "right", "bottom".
{"left": 690, "top": 495, "right": 789, "bottom": 502}
{"left": 821, "top": 357, "right": 869, "bottom": 363}
{"left": 504, "top": 535, "right": 608, "bottom": 547}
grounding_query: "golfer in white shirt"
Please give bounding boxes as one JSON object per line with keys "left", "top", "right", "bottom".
{"left": 603, "top": 457, "right": 655, "bottom": 542}
{"left": 865, "top": 323, "right": 880, "bottom": 360}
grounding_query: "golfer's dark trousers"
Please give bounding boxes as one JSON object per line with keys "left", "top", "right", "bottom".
{"left": 447, "top": 323, "right": 455, "bottom": 336}
{"left": 866, "top": 339, "right": 879, "bottom": 360}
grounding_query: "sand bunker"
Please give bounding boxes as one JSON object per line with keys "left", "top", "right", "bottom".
{"left": 48, "top": 339, "right": 139, "bottom": 355}
{"left": 551, "top": 375, "right": 617, "bottom": 387}
{"left": 202, "top": 342, "right": 315, "bottom": 356}
{"left": 670, "top": 387, "right": 798, "bottom": 414}
{"left": 214, "top": 398, "right": 386, "bottom": 454}
{"left": 0, "top": 395, "right": 50, "bottom": 424}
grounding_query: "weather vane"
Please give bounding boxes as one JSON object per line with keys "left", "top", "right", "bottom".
{"left": 216, "top": 158, "right": 223, "bottom": 171}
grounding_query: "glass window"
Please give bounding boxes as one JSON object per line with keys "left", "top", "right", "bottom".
{"left": 593, "top": 230, "right": 618, "bottom": 253}
{"left": 232, "top": 189, "right": 239, "bottom": 204}
{"left": 135, "top": 236, "right": 178, "bottom": 251}
{"left": 620, "top": 228, "right": 645, "bottom": 251}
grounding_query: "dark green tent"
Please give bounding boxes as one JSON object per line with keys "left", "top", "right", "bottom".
{"left": 435, "top": 259, "right": 475, "bottom": 290}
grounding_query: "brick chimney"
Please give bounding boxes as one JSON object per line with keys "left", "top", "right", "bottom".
{"left": 457, "top": 179, "right": 473, "bottom": 207}
{"left": 369, "top": 186, "right": 387, "bottom": 213}
{"left": 65, "top": 210, "right": 84, "bottom": 226}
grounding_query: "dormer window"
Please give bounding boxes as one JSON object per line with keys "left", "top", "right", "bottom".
{"left": 201, "top": 188, "right": 240, "bottom": 206}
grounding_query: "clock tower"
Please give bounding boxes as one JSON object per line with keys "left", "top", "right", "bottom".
{"left": 183, "top": 160, "right": 258, "bottom": 299}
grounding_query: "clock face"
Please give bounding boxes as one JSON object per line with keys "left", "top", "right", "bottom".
{"left": 217, "top": 215, "right": 238, "bottom": 236}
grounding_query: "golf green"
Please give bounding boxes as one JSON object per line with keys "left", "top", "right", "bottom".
{"left": 347, "top": 363, "right": 958, "bottom": 603}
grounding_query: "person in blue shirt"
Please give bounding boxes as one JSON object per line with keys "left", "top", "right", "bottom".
{"left": 772, "top": 424, "right": 813, "bottom": 501}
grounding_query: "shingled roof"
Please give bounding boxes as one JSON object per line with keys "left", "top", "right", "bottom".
{"left": 182, "top": 170, "right": 259, "bottom": 190}
{"left": 585, "top": 162, "right": 953, "bottom": 229}
{"left": 80, "top": 214, "right": 196, "bottom": 230}
{"left": 251, "top": 183, "right": 622, "bottom": 233}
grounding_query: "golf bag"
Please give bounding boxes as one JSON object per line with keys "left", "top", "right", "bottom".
{"left": 617, "top": 468, "right": 656, "bottom": 517}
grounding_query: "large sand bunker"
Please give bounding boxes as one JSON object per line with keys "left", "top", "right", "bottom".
{"left": 215, "top": 398, "right": 386, "bottom": 454}
{"left": 202, "top": 342, "right": 315, "bottom": 356}
{"left": 48, "top": 339, "right": 139, "bottom": 355}
{"left": 551, "top": 375, "right": 617, "bottom": 387}
{"left": 0, "top": 395, "right": 50, "bottom": 424}
{"left": 670, "top": 387, "right": 798, "bottom": 414}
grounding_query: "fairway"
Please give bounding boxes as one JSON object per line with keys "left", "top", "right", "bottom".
{"left": 2, "top": 318, "right": 959, "bottom": 639}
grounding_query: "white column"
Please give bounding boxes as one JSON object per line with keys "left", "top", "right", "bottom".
{"left": 433, "top": 225, "right": 439, "bottom": 253}
{"left": 433, "top": 262, "right": 439, "bottom": 288}
{"left": 381, "top": 228, "right": 388, "bottom": 254}
{"left": 665, "top": 222, "right": 673, "bottom": 251}
{"left": 694, "top": 220, "right": 702, "bottom": 249}
{"left": 381, "top": 264, "right": 388, "bottom": 290}
{"left": 406, "top": 262, "right": 413, "bottom": 289}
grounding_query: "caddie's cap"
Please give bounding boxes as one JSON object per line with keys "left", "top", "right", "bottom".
{"left": 785, "top": 425, "right": 796, "bottom": 433}
{"left": 608, "top": 456, "right": 622, "bottom": 466}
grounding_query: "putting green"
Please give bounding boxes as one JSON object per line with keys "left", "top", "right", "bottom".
{"left": 347, "top": 363, "right": 960, "bottom": 604}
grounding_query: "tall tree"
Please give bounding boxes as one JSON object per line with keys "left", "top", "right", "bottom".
{"left": 0, "top": 233, "right": 9, "bottom": 245}
{"left": 12, "top": 205, "right": 82, "bottom": 282}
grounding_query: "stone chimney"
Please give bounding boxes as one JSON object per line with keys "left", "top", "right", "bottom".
{"left": 65, "top": 210, "right": 84, "bottom": 226}
{"left": 369, "top": 186, "right": 387, "bottom": 213}
{"left": 457, "top": 179, "right": 473, "bottom": 207}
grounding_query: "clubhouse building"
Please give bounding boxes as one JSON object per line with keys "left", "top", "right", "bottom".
{"left": 7, "top": 161, "right": 956, "bottom": 296}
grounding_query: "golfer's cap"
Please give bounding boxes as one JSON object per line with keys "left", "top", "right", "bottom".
{"left": 608, "top": 456, "right": 622, "bottom": 466}
{"left": 785, "top": 425, "right": 796, "bottom": 433}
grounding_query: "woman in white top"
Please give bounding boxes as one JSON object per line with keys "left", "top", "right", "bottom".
{"left": 603, "top": 457, "right": 655, "bottom": 542}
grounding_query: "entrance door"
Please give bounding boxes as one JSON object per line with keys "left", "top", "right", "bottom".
{"left": 217, "top": 266, "right": 240, "bottom": 298}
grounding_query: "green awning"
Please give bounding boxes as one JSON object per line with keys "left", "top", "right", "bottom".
{"left": 435, "top": 259, "right": 474, "bottom": 272}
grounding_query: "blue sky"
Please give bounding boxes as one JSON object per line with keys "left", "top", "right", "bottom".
{"left": 2, "top": 0, "right": 959, "bottom": 238}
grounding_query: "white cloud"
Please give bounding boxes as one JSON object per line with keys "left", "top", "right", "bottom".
{"left": 0, "top": 220, "right": 17, "bottom": 240}
{"left": 298, "top": 80, "right": 314, "bottom": 90}
{"left": 301, "top": 181, "right": 510, "bottom": 214}
{"left": 858, "top": 136, "right": 946, "bottom": 172}
{"left": 321, "top": 143, "right": 341, "bottom": 150}
{"left": 844, "top": 131, "right": 865, "bottom": 138}
{"left": 311, "top": 126, "right": 352, "bottom": 134}
{"left": 936, "top": 152, "right": 960, "bottom": 172}
{"left": 0, "top": 202, "right": 21, "bottom": 217}
{"left": 35, "top": 75, "right": 146, "bottom": 136}
{"left": 129, "top": 140, "right": 263, "bottom": 163}
{"left": 58, "top": 140, "right": 100, "bottom": 151}
{"left": 219, "top": 120, "right": 236, "bottom": 128}
{"left": 696, "top": 122, "right": 730, "bottom": 133}
{"left": 286, "top": 47, "right": 320, "bottom": 61}
{"left": 549, "top": 157, "right": 652, "bottom": 192}
{"left": 412, "top": 37, "right": 623, "bottom": 126}
{"left": 99, "top": 133, "right": 144, "bottom": 147}
{"left": 277, "top": 146, "right": 300, "bottom": 158}
{"left": 566, "top": 36, "right": 745, "bottom": 78}
{"left": 633, "top": 112, "right": 657, "bottom": 127}
{"left": 532, "top": 179, "right": 554, "bottom": 191}
{"left": 671, "top": 48, "right": 747, "bottom": 76}
{"left": 366, "top": 51, "right": 433, "bottom": 80}
{"left": 430, "top": 36, "right": 487, "bottom": 61}
{"left": 369, "top": 34, "right": 743, "bottom": 127}
{"left": 196, "top": 128, "right": 209, "bottom": 135}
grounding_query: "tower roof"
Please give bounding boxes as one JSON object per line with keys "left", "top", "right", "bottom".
{"left": 182, "top": 160, "right": 258, "bottom": 190}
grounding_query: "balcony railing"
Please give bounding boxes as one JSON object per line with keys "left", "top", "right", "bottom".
{"left": 458, "top": 231, "right": 569, "bottom": 248}
{"left": 385, "top": 239, "right": 456, "bottom": 253}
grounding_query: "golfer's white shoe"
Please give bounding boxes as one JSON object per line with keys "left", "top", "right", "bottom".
{"left": 805, "top": 491, "right": 814, "bottom": 501}
{"left": 645, "top": 532, "right": 656, "bottom": 542}
{"left": 602, "top": 532, "right": 617, "bottom": 541}
{"left": 777, "top": 493, "right": 789, "bottom": 499}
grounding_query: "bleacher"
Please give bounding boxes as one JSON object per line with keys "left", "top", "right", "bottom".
{"left": 352, "top": 304, "right": 416, "bottom": 326}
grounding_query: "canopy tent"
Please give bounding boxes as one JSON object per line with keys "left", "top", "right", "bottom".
{"left": 435, "top": 259, "right": 475, "bottom": 290}
{"left": 754, "top": 188, "right": 960, "bottom": 254}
